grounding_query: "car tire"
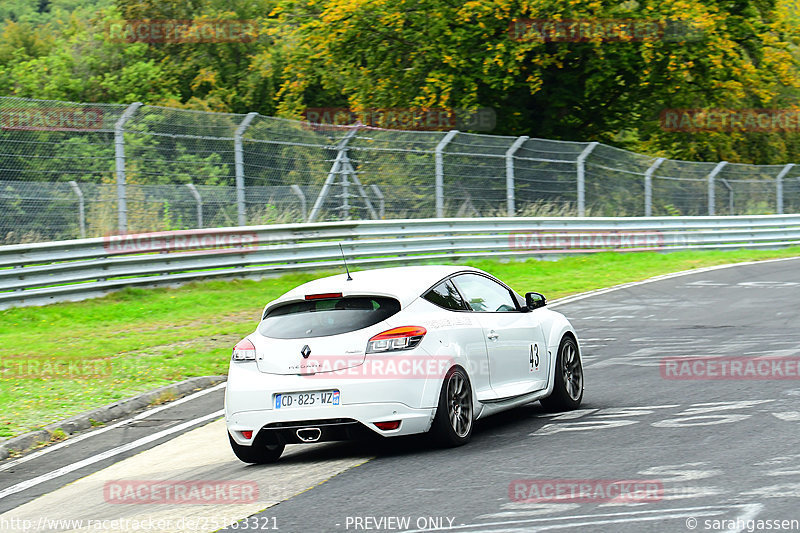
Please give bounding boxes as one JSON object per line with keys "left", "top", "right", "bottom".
{"left": 430, "top": 366, "right": 474, "bottom": 447}
{"left": 540, "top": 335, "right": 583, "bottom": 412}
{"left": 228, "top": 434, "right": 285, "bottom": 464}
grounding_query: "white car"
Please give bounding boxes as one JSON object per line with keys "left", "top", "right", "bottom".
{"left": 225, "top": 265, "right": 583, "bottom": 463}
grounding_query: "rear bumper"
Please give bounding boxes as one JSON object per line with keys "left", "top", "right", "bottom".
{"left": 227, "top": 402, "right": 436, "bottom": 445}
{"left": 225, "top": 361, "right": 440, "bottom": 446}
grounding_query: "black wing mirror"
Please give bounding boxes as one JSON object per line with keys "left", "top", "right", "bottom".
{"left": 525, "top": 292, "right": 547, "bottom": 310}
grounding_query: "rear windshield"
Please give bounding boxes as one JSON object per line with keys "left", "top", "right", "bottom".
{"left": 259, "top": 296, "right": 401, "bottom": 339}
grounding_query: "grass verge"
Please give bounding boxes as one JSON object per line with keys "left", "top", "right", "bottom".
{"left": 2, "top": 247, "right": 800, "bottom": 439}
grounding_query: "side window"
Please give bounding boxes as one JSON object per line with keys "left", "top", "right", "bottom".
{"left": 423, "top": 280, "right": 469, "bottom": 311}
{"left": 451, "top": 274, "right": 518, "bottom": 313}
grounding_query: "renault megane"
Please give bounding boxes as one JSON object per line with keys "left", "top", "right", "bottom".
{"left": 225, "top": 265, "right": 583, "bottom": 463}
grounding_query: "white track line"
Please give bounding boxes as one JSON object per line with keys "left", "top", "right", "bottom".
{"left": 0, "top": 382, "right": 226, "bottom": 474}
{"left": 0, "top": 409, "right": 223, "bottom": 501}
{"left": 548, "top": 256, "right": 800, "bottom": 308}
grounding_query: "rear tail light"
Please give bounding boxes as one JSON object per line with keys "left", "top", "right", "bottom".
{"left": 374, "top": 421, "right": 401, "bottom": 431}
{"left": 366, "top": 326, "right": 426, "bottom": 353}
{"left": 241, "top": 430, "right": 253, "bottom": 440}
{"left": 232, "top": 339, "right": 256, "bottom": 361}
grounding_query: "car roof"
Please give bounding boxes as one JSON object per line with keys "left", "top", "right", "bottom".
{"left": 268, "top": 264, "right": 484, "bottom": 310}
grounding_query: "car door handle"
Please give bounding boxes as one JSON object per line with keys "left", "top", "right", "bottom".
{"left": 487, "top": 331, "right": 499, "bottom": 340}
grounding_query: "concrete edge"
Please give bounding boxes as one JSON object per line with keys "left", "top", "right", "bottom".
{"left": 0, "top": 375, "right": 227, "bottom": 461}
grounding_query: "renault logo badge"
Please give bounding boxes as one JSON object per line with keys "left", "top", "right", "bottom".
{"left": 301, "top": 345, "right": 311, "bottom": 359}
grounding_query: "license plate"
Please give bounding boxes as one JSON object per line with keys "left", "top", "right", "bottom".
{"left": 274, "top": 390, "right": 340, "bottom": 409}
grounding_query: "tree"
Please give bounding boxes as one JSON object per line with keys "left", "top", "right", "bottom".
{"left": 267, "top": 0, "right": 800, "bottom": 163}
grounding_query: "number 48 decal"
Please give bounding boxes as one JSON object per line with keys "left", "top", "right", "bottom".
{"left": 530, "top": 343, "right": 539, "bottom": 371}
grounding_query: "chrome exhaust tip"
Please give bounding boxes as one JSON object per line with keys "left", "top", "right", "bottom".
{"left": 296, "top": 427, "right": 322, "bottom": 442}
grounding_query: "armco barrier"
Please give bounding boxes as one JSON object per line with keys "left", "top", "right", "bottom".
{"left": 1, "top": 215, "right": 800, "bottom": 309}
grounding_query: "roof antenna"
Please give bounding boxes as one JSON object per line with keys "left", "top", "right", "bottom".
{"left": 339, "top": 243, "right": 353, "bottom": 281}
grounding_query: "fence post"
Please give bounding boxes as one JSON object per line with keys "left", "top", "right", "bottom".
{"left": 309, "top": 127, "right": 359, "bottom": 222}
{"left": 435, "top": 130, "right": 459, "bottom": 217}
{"left": 68, "top": 180, "right": 85, "bottom": 238}
{"left": 341, "top": 168, "right": 350, "bottom": 220}
{"left": 114, "top": 102, "right": 142, "bottom": 234}
{"left": 643, "top": 157, "right": 665, "bottom": 217}
{"left": 707, "top": 161, "right": 727, "bottom": 215}
{"left": 371, "top": 185, "right": 385, "bottom": 218}
{"left": 235, "top": 112, "right": 258, "bottom": 227}
{"left": 576, "top": 142, "right": 598, "bottom": 217}
{"left": 186, "top": 183, "right": 203, "bottom": 228}
{"left": 505, "top": 136, "right": 529, "bottom": 217}
{"left": 719, "top": 178, "right": 734, "bottom": 215}
{"left": 290, "top": 184, "right": 307, "bottom": 222}
{"left": 775, "top": 163, "right": 794, "bottom": 215}
{"left": 338, "top": 151, "right": 377, "bottom": 219}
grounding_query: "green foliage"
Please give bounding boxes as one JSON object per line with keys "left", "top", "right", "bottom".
{"left": 1, "top": 0, "right": 800, "bottom": 164}
{"left": 267, "top": 0, "right": 800, "bottom": 163}
{"left": 2, "top": 8, "right": 178, "bottom": 103}
{"left": 1, "top": 0, "right": 114, "bottom": 24}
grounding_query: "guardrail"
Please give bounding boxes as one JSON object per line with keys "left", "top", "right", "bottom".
{"left": 2, "top": 215, "right": 800, "bottom": 309}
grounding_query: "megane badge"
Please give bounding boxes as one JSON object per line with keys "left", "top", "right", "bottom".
{"left": 301, "top": 345, "right": 311, "bottom": 359}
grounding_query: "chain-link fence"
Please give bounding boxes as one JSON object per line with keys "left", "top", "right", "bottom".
{"left": 2, "top": 96, "right": 800, "bottom": 244}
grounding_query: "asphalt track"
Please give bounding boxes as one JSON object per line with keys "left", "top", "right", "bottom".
{"left": 2, "top": 257, "right": 800, "bottom": 533}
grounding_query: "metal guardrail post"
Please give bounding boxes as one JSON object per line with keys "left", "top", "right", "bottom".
{"left": 576, "top": 142, "right": 598, "bottom": 217}
{"left": 435, "top": 130, "right": 459, "bottom": 218}
{"left": 185, "top": 184, "right": 203, "bottom": 228}
{"left": 505, "top": 136, "right": 529, "bottom": 217}
{"left": 68, "top": 181, "right": 85, "bottom": 238}
{"left": 643, "top": 157, "right": 665, "bottom": 217}
{"left": 235, "top": 112, "right": 258, "bottom": 227}
{"left": 309, "top": 127, "right": 359, "bottom": 222}
{"left": 371, "top": 185, "right": 385, "bottom": 219}
{"left": 775, "top": 164, "right": 794, "bottom": 215}
{"left": 290, "top": 185, "right": 307, "bottom": 222}
{"left": 114, "top": 102, "right": 142, "bottom": 234}
{"left": 706, "top": 161, "right": 728, "bottom": 216}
